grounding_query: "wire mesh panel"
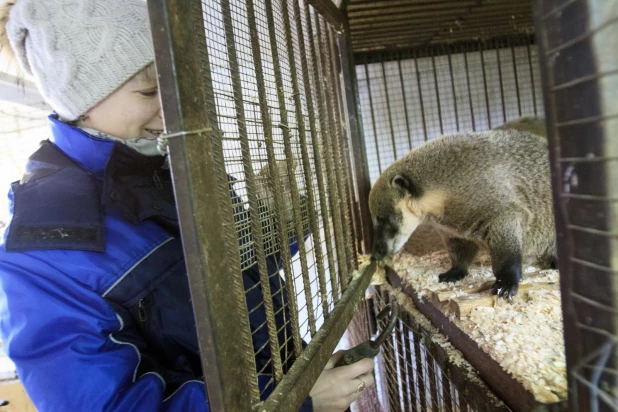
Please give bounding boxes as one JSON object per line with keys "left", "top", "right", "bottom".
{"left": 354, "top": 35, "right": 545, "bottom": 185}
{"left": 534, "top": 1, "right": 618, "bottom": 411}
{"left": 148, "top": 0, "right": 370, "bottom": 410}
{"left": 373, "top": 290, "right": 511, "bottom": 412}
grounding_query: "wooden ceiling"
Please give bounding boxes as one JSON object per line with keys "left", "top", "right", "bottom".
{"left": 346, "top": 0, "right": 535, "bottom": 53}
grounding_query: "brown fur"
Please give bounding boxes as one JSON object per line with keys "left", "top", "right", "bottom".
{"left": 369, "top": 129, "right": 556, "bottom": 298}
{"left": 494, "top": 116, "right": 547, "bottom": 139}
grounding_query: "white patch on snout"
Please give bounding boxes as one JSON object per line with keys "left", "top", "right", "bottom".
{"left": 388, "top": 201, "right": 421, "bottom": 254}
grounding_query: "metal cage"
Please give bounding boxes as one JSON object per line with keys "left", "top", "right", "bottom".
{"left": 143, "top": 0, "right": 618, "bottom": 410}
{"left": 535, "top": 1, "right": 618, "bottom": 411}
{"left": 146, "top": 0, "right": 375, "bottom": 410}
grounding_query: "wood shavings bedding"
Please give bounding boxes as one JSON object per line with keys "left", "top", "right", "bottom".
{"left": 387, "top": 250, "right": 567, "bottom": 404}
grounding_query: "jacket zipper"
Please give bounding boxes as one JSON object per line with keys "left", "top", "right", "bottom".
{"left": 138, "top": 299, "right": 147, "bottom": 323}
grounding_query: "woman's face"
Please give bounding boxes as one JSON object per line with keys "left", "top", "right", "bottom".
{"left": 78, "top": 72, "right": 163, "bottom": 139}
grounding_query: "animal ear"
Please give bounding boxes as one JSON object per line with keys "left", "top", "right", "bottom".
{"left": 390, "top": 175, "right": 410, "bottom": 191}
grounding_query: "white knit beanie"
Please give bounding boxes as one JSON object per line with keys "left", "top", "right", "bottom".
{"left": 5, "top": 0, "right": 154, "bottom": 121}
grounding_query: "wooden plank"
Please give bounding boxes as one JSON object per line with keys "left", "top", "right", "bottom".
{"left": 431, "top": 274, "right": 559, "bottom": 306}
{"left": 450, "top": 282, "right": 560, "bottom": 318}
{"left": 386, "top": 266, "right": 568, "bottom": 412}
{"left": 431, "top": 281, "right": 494, "bottom": 306}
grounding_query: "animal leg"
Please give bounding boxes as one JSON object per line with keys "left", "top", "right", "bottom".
{"left": 486, "top": 216, "right": 524, "bottom": 300}
{"left": 438, "top": 237, "right": 479, "bottom": 283}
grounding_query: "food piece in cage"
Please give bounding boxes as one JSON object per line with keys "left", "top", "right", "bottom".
{"left": 494, "top": 116, "right": 547, "bottom": 139}
{"left": 368, "top": 130, "right": 556, "bottom": 300}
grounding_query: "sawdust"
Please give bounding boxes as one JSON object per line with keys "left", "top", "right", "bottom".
{"left": 389, "top": 248, "right": 567, "bottom": 405}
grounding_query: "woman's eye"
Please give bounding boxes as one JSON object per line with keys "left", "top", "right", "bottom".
{"left": 139, "top": 89, "right": 158, "bottom": 97}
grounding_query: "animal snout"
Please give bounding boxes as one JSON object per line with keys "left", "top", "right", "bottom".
{"left": 371, "top": 244, "right": 388, "bottom": 261}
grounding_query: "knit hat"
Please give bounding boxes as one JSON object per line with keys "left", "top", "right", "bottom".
{"left": 2, "top": 0, "right": 154, "bottom": 121}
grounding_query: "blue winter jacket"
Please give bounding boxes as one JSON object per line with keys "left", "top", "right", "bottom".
{"left": 0, "top": 115, "right": 313, "bottom": 411}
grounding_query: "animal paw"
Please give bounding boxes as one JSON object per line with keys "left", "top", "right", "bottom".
{"left": 491, "top": 278, "right": 520, "bottom": 302}
{"left": 438, "top": 267, "right": 467, "bottom": 283}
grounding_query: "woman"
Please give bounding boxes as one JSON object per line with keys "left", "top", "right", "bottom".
{"left": 0, "top": 0, "right": 375, "bottom": 410}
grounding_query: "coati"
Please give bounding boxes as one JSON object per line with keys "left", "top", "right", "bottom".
{"left": 369, "top": 130, "right": 555, "bottom": 300}
{"left": 494, "top": 116, "right": 547, "bottom": 138}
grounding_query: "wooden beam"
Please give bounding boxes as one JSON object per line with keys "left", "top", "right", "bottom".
{"left": 307, "top": 0, "right": 345, "bottom": 31}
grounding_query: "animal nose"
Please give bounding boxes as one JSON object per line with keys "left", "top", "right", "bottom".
{"left": 371, "top": 246, "right": 386, "bottom": 261}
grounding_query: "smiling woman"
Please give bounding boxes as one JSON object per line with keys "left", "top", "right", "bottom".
{"left": 76, "top": 63, "right": 164, "bottom": 141}
{"left": 0, "top": 0, "right": 375, "bottom": 410}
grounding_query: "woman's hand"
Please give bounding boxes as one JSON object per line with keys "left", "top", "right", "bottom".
{"left": 309, "top": 351, "right": 375, "bottom": 412}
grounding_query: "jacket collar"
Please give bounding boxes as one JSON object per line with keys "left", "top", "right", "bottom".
{"left": 48, "top": 114, "right": 116, "bottom": 176}
{"left": 8, "top": 115, "right": 180, "bottom": 252}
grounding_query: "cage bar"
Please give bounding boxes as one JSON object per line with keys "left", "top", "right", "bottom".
{"left": 260, "top": 261, "right": 377, "bottom": 411}
{"left": 325, "top": 26, "right": 356, "bottom": 274}
{"left": 446, "top": 46, "right": 460, "bottom": 132}
{"left": 288, "top": 0, "right": 331, "bottom": 317}
{"left": 330, "top": 45, "right": 361, "bottom": 269}
{"left": 219, "top": 0, "right": 285, "bottom": 381}
{"left": 463, "top": 44, "right": 476, "bottom": 132}
{"left": 264, "top": 0, "right": 317, "bottom": 337}
{"left": 510, "top": 37, "right": 523, "bottom": 117}
{"left": 148, "top": 0, "right": 260, "bottom": 408}
{"left": 336, "top": 22, "right": 375, "bottom": 254}
{"left": 534, "top": 0, "right": 618, "bottom": 410}
{"left": 301, "top": 1, "right": 340, "bottom": 303}
{"left": 430, "top": 47, "right": 445, "bottom": 135}
{"left": 313, "top": 13, "right": 349, "bottom": 292}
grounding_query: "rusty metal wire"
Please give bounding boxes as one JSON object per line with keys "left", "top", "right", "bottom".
{"left": 194, "top": 0, "right": 360, "bottom": 405}
{"left": 373, "top": 290, "right": 507, "bottom": 412}
{"left": 534, "top": 0, "right": 618, "bottom": 410}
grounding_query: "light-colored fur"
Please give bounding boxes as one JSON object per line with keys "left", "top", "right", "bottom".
{"left": 369, "top": 129, "right": 555, "bottom": 268}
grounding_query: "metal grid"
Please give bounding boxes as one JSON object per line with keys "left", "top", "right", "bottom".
{"left": 373, "top": 289, "right": 510, "bottom": 412}
{"left": 534, "top": 0, "right": 618, "bottom": 411}
{"left": 346, "top": 0, "right": 535, "bottom": 53}
{"left": 149, "top": 0, "right": 367, "bottom": 409}
{"left": 207, "top": 0, "right": 360, "bottom": 394}
{"left": 354, "top": 35, "right": 545, "bottom": 185}
{"left": 204, "top": 0, "right": 351, "bottom": 379}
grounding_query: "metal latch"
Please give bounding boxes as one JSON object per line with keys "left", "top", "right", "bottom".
{"left": 336, "top": 302, "right": 400, "bottom": 367}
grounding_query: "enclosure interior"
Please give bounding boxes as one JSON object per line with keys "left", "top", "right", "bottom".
{"left": 346, "top": 0, "right": 554, "bottom": 409}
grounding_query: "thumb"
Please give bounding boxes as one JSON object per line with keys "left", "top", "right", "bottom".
{"left": 325, "top": 350, "right": 345, "bottom": 369}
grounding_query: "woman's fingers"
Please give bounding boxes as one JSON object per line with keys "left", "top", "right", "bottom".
{"left": 325, "top": 350, "right": 345, "bottom": 369}
{"left": 344, "top": 370, "right": 376, "bottom": 396}
{"left": 344, "top": 372, "right": 377, "bottom": 405}
{"left": 334, "top": 357, "right": 375, "bottom": 380}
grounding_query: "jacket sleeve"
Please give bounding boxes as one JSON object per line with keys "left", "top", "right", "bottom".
{"left": 0, "top": 252, "right": 315, "bottom": 412}
{"left": 0, "top": 255, "right": 210, "bottom": 412}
